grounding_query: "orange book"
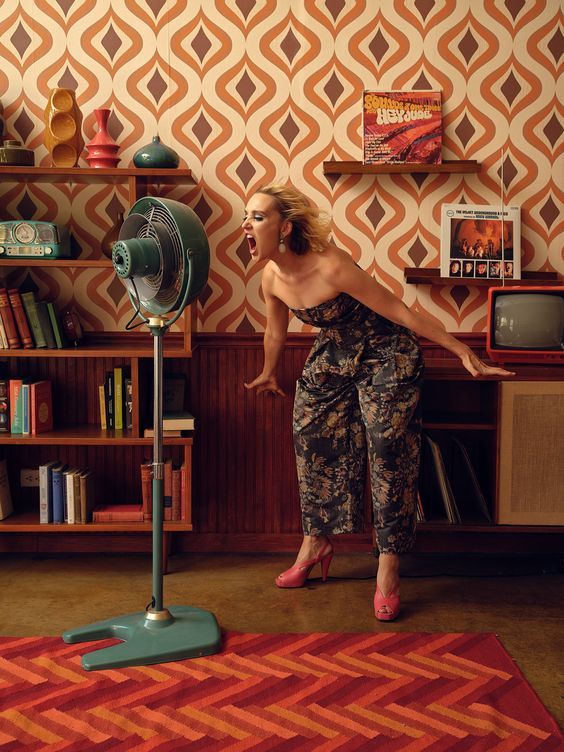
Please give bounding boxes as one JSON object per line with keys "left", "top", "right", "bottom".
{"left": 7, "top": 289, "right": 33, "bottom": 348}
{"left": 180, "top": 462, "right": 191, "bottom": 524}
{"left": 0, "top": 288, "right": 21, "bottom": 349}
{"left": 140, "top": 460, "right": 152, "bottom": 520}
{"left": 171, "top": 465, "right": 181, "bottom": 521}
{"left": 92, "top": 504, "right": 144, "bottom": 522}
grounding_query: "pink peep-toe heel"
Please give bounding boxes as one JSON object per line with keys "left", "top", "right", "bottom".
{"left": 275, "top": 545, "right": 333, "bottom": 588}
{"left": 374, "top": 586, "right": 401, "bottom": 621}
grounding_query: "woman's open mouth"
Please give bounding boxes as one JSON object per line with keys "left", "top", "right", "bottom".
{"left": 247, "top": 235, "right": 257, "bottom": 254}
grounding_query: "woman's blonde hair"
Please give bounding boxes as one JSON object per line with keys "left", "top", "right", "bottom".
{"left": 257, "top": 183, "right": 331, "bottom": 255}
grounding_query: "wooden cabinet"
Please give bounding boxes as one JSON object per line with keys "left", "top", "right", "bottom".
{"left": 0, "top": 167, "right": 195, "bottom": 561}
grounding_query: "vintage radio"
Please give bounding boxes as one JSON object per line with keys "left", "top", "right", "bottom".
{"left": 0, "top": 220, "right": 71, "bottom": 258}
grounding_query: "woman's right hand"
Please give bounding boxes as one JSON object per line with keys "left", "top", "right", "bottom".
{"left": 244, "top": 374, "right": 286, "bottom": 397}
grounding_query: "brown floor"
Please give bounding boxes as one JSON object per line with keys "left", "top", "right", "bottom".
{"left": 1, "top": 550, "right": 563, "bottom": 728}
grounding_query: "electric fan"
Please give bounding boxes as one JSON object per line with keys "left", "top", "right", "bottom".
{"left": 62, "top": 197, "right": 221, "bottom": 670}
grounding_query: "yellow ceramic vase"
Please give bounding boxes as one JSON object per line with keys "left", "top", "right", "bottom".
{"left": 43, "top": 88, "right": 84, "bottom": 167}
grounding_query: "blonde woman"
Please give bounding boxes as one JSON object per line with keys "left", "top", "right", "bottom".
{"left": 243, "top": 183, "right": 513, "bottom": 620}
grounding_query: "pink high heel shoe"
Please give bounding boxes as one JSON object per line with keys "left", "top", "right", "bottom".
{"left": 275, "top": 545, "right": 333, "bottom": 588}
{"left": 374, "top": 586, "right": 400, "bottom": 621}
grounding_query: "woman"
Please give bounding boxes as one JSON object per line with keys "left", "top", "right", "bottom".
{"left": 243, "top": 183, "right": 513, "bottom": 620}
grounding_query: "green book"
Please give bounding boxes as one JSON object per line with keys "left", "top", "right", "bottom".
{"left": 113, "top": 366, "right": 123, "bottom": 430}
{"left": 21, "top": 291, "right": 46, "bottom": 348}
{"left": 46, "top": 302, "right": 68, "bottom": 349}
{"left": 36, "top": 301, "right": 57, "bottom": 348}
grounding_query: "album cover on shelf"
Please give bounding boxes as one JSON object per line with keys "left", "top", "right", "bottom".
{"left": 362, "top": 90, "right": 442, "bottom": 164}
{"left": 440, "top": 204, "right": 521, "bottom": 280}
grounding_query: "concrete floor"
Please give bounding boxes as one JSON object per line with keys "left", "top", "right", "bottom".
{"left": 1, "top": 551, "right": 562, "bottom": 728}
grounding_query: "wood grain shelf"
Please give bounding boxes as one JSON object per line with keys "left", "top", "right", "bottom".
{"left": 0, "top": 165, "right": 192, "bottom": 182}
{"left": 404, "top": 268, "right": 560, "bottom": 286}
{"left": 323, "top": 159, "right": 480, "bottom": 174}
{"left": 0, "top": 425, "right": 193, "bottom": 445}
{"left": 0, "top": 512, "right": 193, "bottom": 533}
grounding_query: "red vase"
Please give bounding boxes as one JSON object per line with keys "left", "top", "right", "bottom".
{"left": 86, "top": 108, "right": 120, "bottom": 168}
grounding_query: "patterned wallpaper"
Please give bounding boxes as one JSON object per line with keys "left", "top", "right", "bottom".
{"left": 0, "top": 0, "right": 562, "bottom": 334}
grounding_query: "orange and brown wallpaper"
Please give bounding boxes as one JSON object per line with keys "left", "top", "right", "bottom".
{"left": 0, "top": 0, "right": 562, "bottom": 333}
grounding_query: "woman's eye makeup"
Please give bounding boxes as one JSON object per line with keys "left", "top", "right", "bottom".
{"left": 243, "top": 212, "right": 266, "bottom": 222}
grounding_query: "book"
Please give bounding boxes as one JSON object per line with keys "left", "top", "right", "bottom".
{"left": 21, "top": 291, "right": 47, "bottom": 348}
{"left": 171, "top": 465, "right": 181, "bottom": 521}
{"left": 0, "top": 379, "right": 8, "bottom": 432}
{"left": 46, "top": 302, "right": 69, "bottom": 348}
{"left": 36, "top": 301, "right": 57, "bottom": 348}
{"left": 79, "top": 469, "right": 94, "bottom": 523}
{"left": 51, "top": 463, "right": 68, "bottom": 523}
{"left": 0, "top": 287, "right": 21, "bottom": 348}
{"left": 0, "top": 458, "right": 13, "bottom": 520}
{"left": 64, "top": 467, "right": 79, "bottom": 524}
{"left": 0, "top": 315, "right": 8, "bottom": 348}
{"left": 9, "top": 379, "right": 26, "bottom": 434}
{"left": 105, "top": 371, "right": 114, "bottom": 429}
{"left": 39, "top": 460, "right": 59, "bottom": 524}
{"left": 124, "top": 376, "right": 133, "bottom": 429}
{"left": 21, "top": 383, "right": 30, "bottom": 434}
{"left": 7, "top": 289, "right": 33, "bottom": 348}
{"left": 162, "top": 411, "right": 195, "bottom": 430}
{"left": 362, "top": 90, "right": 442, "bottom": 164}
{"left": 30, "top": 380, "right": 53, "bottom": 434}
{"left": 143, "top": 428, "right": 185, "bottom": 438}
{"left": 92, "top": 504, "right": 144, "bottom": 522}
{"left": 180, "top": 462, "right": 191, "bottom": 524}
{"left": 113, "top": 366, "right": 124, "bottom": 430}
{"left": 450, "top": 436, "right": 492, "bottom": 523}
{"left": 164, "top": 458, "right": 172, "bottom": 521}
{"left": 98, "top": 384, "right": 107, "bottom": 430}
{"left": 440, "top": 204, "right": 521, "bottom": 281}
{"left": 140, "top": 460, "right": 153, "bottom": 521}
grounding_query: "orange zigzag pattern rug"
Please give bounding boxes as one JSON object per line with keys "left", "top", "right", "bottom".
{"left": 0, "top": 632, "right": 561, "bottom": 751}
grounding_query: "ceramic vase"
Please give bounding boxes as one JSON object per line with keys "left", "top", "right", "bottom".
{"left": 133, "top": 135, "right": 180, "bottom": 169}
{"left": 86, "top": 108, "right": 120, "bottom": 168}
{"left": 44, "top": 88, "right": 84, "bottom": 167}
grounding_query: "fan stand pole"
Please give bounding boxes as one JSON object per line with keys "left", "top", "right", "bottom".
{"left": 62, "top": 319, "right": 221, "bottom": 670}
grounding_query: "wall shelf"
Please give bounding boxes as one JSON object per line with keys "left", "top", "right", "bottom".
{"left": 404, "top": 268, "right": 560, "bottom": 286}
{"left": 323, "top": 159, "right": 480, "bottom": 175}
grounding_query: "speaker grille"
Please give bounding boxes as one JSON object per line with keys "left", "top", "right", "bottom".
{"left": 498, "top": 381, "right": 564, "bottom": 524}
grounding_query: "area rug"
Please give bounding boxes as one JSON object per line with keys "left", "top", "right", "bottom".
{"left": 0, "top": 632, "right": 561, "bottom": 750}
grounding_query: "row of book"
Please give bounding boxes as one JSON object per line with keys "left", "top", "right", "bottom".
{"left": 35, "top": 457, "right": 190, "bottom": 525}
{"left": 0, "top": 287, "right": 71, "bottom": 350}
{"left": 418, "top": 433, "right": 492, "bottom": 524}
{"left": 39, "top": 461, "right": 94, "bottom": 524}
{"left": 99, "top": 367, "right": 133, "bottom": 430}
{"left": 0, "top": 378, "right": 53, "bottom": 434}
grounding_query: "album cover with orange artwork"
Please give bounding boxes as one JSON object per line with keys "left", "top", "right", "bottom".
{"left": 362, "top": 90, "right": 442, "bottom": 164}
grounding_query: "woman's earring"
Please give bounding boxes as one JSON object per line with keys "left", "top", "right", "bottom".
{"left": 279, "top": 235, "right": 286, "bottom": 253}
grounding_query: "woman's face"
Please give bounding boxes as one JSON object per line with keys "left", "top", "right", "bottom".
{"left": 242, "top": 193, "right": 285, "bottom": 262}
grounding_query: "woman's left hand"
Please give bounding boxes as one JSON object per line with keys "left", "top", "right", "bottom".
{"left": 460, "top": 347, "right": 515, "bottom": 378}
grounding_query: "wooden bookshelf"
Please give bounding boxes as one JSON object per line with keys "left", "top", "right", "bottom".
{"left": 404, "top": 267, "right": 560, "bottom": 286}
{"left": 0, "top": 167, "right": 196, "bottom": 567}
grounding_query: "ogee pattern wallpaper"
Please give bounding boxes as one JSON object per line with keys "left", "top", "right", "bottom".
{"left": 0, "top": 0, "right": 562, "bottom": 333}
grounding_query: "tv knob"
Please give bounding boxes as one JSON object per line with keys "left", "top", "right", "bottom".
{"left": 45, "top": 248, "right": 52, "bottom": 255}
{"left": 0, "top": 246, "right": 4, "bottom": 255}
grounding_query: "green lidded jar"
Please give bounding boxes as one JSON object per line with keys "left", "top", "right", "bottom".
{"left": 133, "top": 135, "right": 180, "bottom": 169}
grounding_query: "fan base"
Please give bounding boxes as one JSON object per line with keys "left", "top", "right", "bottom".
{"left": 62, "top": 605, "right": 221, "bottom": 670}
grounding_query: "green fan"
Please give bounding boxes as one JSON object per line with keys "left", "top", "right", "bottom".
{"left": 63, "top": 197, "right": 221, "bottom": 670}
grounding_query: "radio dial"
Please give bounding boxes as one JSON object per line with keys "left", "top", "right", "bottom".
{"left": 14, "top": 222, "right": 36, "bottom": 244}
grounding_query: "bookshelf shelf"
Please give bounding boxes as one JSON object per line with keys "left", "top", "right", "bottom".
{"left": 0, "top": 166, "right": 196, "bottom": 568}
{"left": 0, "top": 512, "right": 192, "bottom": 533}
{"left": 404, "top": 268, "right": 560, "bottom": 286}
{"left": 323, "top": 159, "right": 480, "bottom": 175}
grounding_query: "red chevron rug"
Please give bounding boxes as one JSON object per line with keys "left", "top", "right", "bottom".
{"left": 0, "top": 632, "right": 561, "bottom": 751}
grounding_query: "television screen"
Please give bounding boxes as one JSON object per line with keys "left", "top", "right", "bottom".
{"left": 487, "top": 286, "right": 564, "bottom": 363}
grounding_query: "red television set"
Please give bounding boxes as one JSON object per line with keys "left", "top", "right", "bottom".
{"left": 486, "top": 285, "right": 564, "bottom": 363}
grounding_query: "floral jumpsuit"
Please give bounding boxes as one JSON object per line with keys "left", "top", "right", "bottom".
{"left": 291, "top": 292, "right": 424, "bottom": 554}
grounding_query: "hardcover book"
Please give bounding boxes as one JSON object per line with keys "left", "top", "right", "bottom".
{"left": 0, "top": 288, "right": 21, "bottom": 348}
{"left": 0, "top": 379, "right": 8, "bottom": 432}
{"left": 39, "top": 460, "right": 59, "bottom": 524}
{"left": 362, "top": 90, "right": 442, "bottom": 164}
{"left": 162, "top": 411, "right": 195, "bottom": 430}
{"left": 30, "top": 380, "right": 53, "bottom": 435}
{"left": 7, "top": 289, "right": 33, "bottom": 348}
{"left": 51, "top": 463, "right": 68, "bottom": 523}
{"left": 440, "top": 204, "right": 521, "bottom": 280}
{"left": 21, "top": 291, "right": 47, "bottom": 348}
{"left": 92, "top": 504, "right": 144, "bottom": 522}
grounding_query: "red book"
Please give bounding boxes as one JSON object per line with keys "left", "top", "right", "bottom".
{"left": 30, "top": 380, "right": 53, "bottom": 434}
{"left": 171, "top": 465, "right": 181, "bottom": 521}
{"left": 140, "top": 460, "right": 152, "bottom": 520}
{"left": 0, "top": 288, "right": 21, "bottom": 349}
{"left": 92, "top": 504, "right": 144, "bottom": 522}
{"left": 180, "top": 462, "right": 191, "bottom": 524}
{"left": 7, "top": 289, "right": 33, "bottom": 348}
{"left": 163, "top": 458, "right": 172, "bottom": 521}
